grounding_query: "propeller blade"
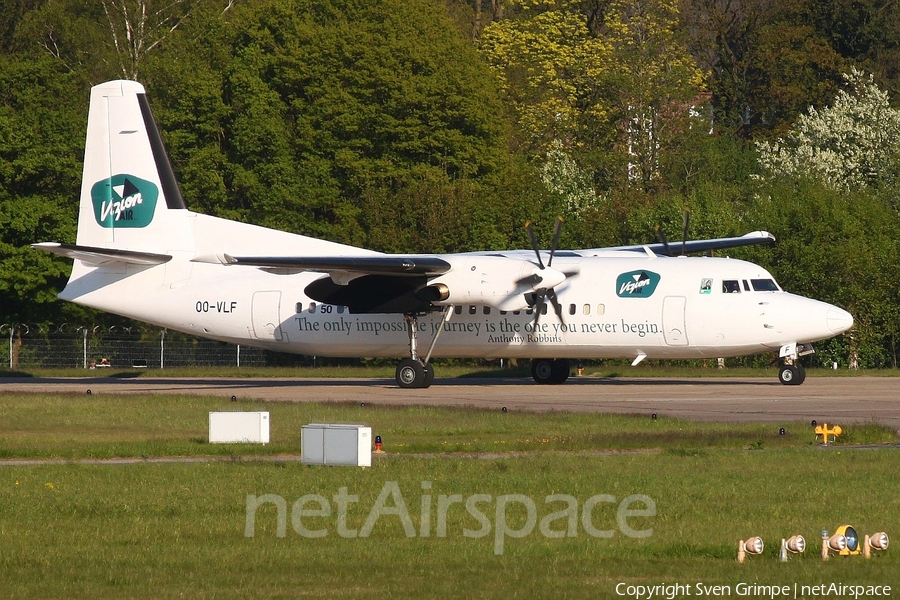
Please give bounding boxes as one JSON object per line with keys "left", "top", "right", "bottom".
{"left": 655, "top": 225, "right": 671, "bottom": 256}
{"left": 548, "top": 216, "right": 563, "bottom": 267}
{"left": 524, "top": 221, "right": 544, "bottom": 269}
{"left": 531, "top": 291, "right": 546, "bottom": 326}
{"left": 547, "top": 288, "right": 565, "bottom": 325}
{"left": 681, "top": 209, "right": 690, "bottom": 255}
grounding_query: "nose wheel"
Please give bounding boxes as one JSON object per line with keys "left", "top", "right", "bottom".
{"left": 778, "top": 362, "right": 806, "bottom": 385}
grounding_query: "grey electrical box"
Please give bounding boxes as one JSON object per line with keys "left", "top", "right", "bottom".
{"left": 301, "top": 424, "right": 372, "bottom": 467}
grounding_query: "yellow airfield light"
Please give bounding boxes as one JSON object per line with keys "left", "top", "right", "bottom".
{"left": 864, "top": 532, "right": 889, "bottom": 558}
{"left": 814, "top": 423, "right": 842, "bottom": 445}
{"left": 836, "top": 525, "right": 861, "bottom": 556}
{"left": 779, "top": 535, "right": 806, "bottom": 561}
{"left": 738, "top": 536, "right": 764, "bottom": 563}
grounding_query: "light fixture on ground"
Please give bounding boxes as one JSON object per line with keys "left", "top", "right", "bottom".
{"left": 738, "top": 536, "right": 764, "bottom": 563}
{"left": 821, "top": 529, "right": 847, "bottom": 560}
{"left": 835, "top": 525, "right": 860, "bottom": 556}
{"left": 779, "top": 535, "right": 805, "bottom": 562}
{"left": 864, "top": 532, "right": 889, "bottom": 558}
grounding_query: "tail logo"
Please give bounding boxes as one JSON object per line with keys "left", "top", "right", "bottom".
{"left": 91, "top": 174, "right": 158, "bottom": 228}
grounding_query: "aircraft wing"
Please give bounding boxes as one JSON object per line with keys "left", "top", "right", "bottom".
{"left": 594, "top": 231, "right": 776, "bottom": 255}
{"left": 32, "top": 242, "right": 172, "bottom": 266}
{"left": 223, "top": 254, "right": 452, "bottom": 276}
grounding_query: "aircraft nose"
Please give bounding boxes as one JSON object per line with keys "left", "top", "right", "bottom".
{"left": 826, "top": 307, "right": 854, "bottom": 334}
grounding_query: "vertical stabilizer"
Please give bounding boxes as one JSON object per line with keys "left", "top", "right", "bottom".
{"left": 77, "top": 80, "right": 193, "bottom": 252}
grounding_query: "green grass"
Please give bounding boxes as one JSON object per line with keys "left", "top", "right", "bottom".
{"left": 0, "top": 393, "right": 898, "bottom": 598}
{"left": 0, "top": 393, "right": 895, "bottom": 459}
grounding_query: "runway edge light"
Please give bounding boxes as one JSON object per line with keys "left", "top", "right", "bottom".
{"left": 864, "top": 532, "right": 889, "bottom": 558}
{"left": 738, "top": 537, "right": 763, "bottom": 563}
{"left": 779, "top": 535, "right": 805, "bottom": 562}
{"left": 821, "top": 529, "right": 847, "bottom": 561}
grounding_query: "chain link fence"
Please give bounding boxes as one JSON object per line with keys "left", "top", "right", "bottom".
{"left": 0, "top": 324, "right": 269, "bottom": 369}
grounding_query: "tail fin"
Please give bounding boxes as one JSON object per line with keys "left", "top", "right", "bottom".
{"left": 77, "top": 80, "right": 193, "bottom": 252}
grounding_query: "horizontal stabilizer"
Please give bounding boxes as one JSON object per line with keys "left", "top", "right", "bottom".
{"left": 32, "top": 242, "right": 172, "bottom": 266}
{"left": 224, "top": 254, "right": 452, "bottom": 276}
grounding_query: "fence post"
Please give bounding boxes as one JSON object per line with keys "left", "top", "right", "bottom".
{"left": 83, "top": 327, "right": 88, "bottom": 369}
{"left": 160, "top": 329, "right": 166, "bottom": 369}
{"left": 237, "top": 344, "right": 241, "bottom": 368}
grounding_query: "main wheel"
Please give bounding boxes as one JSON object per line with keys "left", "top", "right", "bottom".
{"left": 778, "top": 364, "right": 804, "bottom": 386}
{"left": 396, "top": 359, "right": 427, "bottom": 388}
{"left": 551, "top": 359, "right": 570, "bottom": 383}
{"left": 423, "top": 363, "right": 435, "bottom": 388}
{"left": 531, "top": 358, "right": 555, "bottom": 384}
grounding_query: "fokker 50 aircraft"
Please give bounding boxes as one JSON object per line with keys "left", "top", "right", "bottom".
{"left": 34, "top": 80, "right": 854, "bottom": 388}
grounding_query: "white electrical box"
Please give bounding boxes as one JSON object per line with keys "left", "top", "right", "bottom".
{"left": 209, "top": 411, "right": 270, "bottom": 444}
{"left": 302, "top": 424, "right": 372, "bottom": 467}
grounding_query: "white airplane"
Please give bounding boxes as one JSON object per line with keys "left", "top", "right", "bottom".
{"left": 34, "top": 80, "right": 854, "bottom": 388}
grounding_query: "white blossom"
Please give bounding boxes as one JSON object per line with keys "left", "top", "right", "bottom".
{"left": 755, "top": 68, "right": 900, "bottom": 190}
{"left": 541, "top": 140, "right": 600, "bottom": 213}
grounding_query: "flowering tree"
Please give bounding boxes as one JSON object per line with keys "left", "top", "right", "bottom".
{"left": 756, "top": 68, "right": 900, "bottom": 190}
{"left": 541, "top": 140, "right": 600, "bottom": 214}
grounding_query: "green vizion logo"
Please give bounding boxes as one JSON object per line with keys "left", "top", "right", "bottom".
{"left": 91, "top": 174, "right": 158, "bottom": 228}
{"left": 616, "top": 270, "right": 661, "bottom": 298}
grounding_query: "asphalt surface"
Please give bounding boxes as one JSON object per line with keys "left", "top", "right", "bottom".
{"left": 1, "top": 374, "right": 897, "bottom": 429}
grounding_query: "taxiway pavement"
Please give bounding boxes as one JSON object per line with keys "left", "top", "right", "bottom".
{"left": 1, "top": 375, "right": 897, "bottom": 429}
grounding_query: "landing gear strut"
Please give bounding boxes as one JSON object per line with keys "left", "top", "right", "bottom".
{"left": 395, "top": 309, "right": 449, "bottom": 389}
{"left": 531, "top": 358, "right": 570, "bottom": 384}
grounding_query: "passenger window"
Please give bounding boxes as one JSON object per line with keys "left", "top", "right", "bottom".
{"left": 722, "top": 280, "right": 741, "bottom": 293}
{"left": 569, "top": 304, "right": 576, "bottom": 315}
{"left": 583, "top": 304, "right": 591, "bottom": 316}
{"left": 337, "top": 306, "right": 346, "bottom": 314}
{"left": 500, "top": 310, "right": 507, "bottom": 315}
{"left": 469, "top": 305, "right": 477, "bottom": 315}
{"left": 526, "top": 307, "right": 534, "bottom": 315}
{"left": 743, "top": 280, "right": 751, "bottom": 291}
{"left": 751, "top": 279, "right": 779, "bottom": 291}
{"left": 597, "top": 304, "right": 605, "bottom": 315}
{"left": 295, "top": 302, "right": 304, "bottom": 314}
{"left": 454, "top": 305, "right": 463, "bottom": 315}
{"left": 483, "top": 306, "right": 491, "bottom": 315}
{"left": 540, "top": 303, "right": 548, "bottom": 315}
{"left": 309, "top": 302, "right": 317, "bottom": 313}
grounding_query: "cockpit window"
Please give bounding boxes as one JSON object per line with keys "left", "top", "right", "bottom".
{"left": 722, "top": 280, "right": 741, "bottom": 293}
{"left": 751, "top": 279, "right": 779, "bottom": 292}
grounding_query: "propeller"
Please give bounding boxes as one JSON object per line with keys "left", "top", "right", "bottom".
{"left": 524, "top": 217, "right": 568, "bottom": 324}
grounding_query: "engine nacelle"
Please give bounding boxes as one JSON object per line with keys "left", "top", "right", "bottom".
{"left": 420, "top": 256, "right": 566, "bottom": 311}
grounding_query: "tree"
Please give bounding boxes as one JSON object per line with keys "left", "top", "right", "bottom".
{"left": 755, "top": 68, "right": 900, "bottom": 190}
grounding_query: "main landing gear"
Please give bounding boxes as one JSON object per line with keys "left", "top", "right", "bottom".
{"left": 531, "top": 358, "right": 570, "bottom": 384}
{"left": 395, "top": 309, "right": 450, "bottom": 389}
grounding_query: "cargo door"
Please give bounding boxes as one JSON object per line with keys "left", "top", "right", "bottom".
{"left": 251, "top": 291, "right": 285, "bottom": 341}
